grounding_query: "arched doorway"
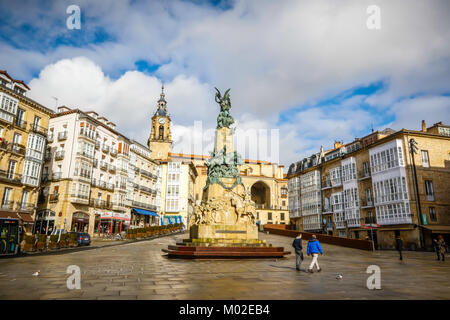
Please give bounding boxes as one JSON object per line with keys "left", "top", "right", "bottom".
{"left": 251, "top": 181, "right": 271, "bottom": 209}
{"left": 71, "top": 212, "right": 90, "bottom": 233}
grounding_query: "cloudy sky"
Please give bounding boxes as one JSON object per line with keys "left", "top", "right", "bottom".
{"left": 1, "top": 0, "right": 449, "bottom": 168}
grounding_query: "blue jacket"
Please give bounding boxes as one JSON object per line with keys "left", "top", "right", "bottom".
{"left": 307, "top": 239, "right": 323, "bottom": 255}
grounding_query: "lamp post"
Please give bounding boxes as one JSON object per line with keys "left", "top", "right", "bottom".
{"left": 408, "top": 138, "right": 424, "bottom": 249}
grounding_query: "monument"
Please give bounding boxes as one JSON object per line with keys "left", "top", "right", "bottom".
{"left": 164, "top": 88, "right": 290, "bottom": 258}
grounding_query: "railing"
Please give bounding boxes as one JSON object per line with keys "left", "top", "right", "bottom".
{"left": 140, "top": 169, "right": 154, "bottom": 179}
{"left": 49, "top": 194, "right": 59, "bottom": 203}
{"left": 100, "top": 161, "right": 108, "bottom": 170}
{"left": 55, "top": 150, "right": 65, "bottom": 160}
{"left": 426, "top": 194, "right": 435, "bottom": 201}
{"left": 361, "top": 199, "right": 374, "bottom": 208}
{"left": 112, "top": 202, "right": 127, "bottom": 210}
{"left": 93, "top": 159, "right": 98, "bottom": 168}
{"left": 102, "top": 144, "right": 110, "bottom": 153}
{"left": 139, "top": 185, "right": 154, "bottom": 194}
{"left": 76, "top": 151, "right": 94, "bottom": 159}
{"left": 131, "top": 200, "right": 157, "bottom": 211}
{"left": 321, "top": 179, "right": 332, "bottom": 189}
{"left": 79, "top": 128, "right": 95, "bottom": 140}
{"left": 0, "top": 140, "right": 8, "bottom": 151}
{"left": 89, "top": 198, "right": 113, "bottom": 209}
{"left": 44, "top": 151, "right": 51, "bottom": 161}
{"left": 47, "top": 134, "right": 54, "bottom": 143}
{"left": 108, "top": 164, "right": 116, "bottom": 173}
{"left": 95, "top": 140, "right": 100, "bottom": 149}
{"left": 358, "top": 170, "right": 371, "bottom": 180}
{"left": 58, "top": 131, "right": 68, "bottom": 140}
{"left": 70, "top": 193, "right": 89, "bottom": 204}
{"left": 16, "top": 202, "right": 35, "bottom": 213}
{"left": 0, "top": 169, "right": 22, "bottom": 184}
{"left": 255, "top": 204, "right": 288, "bottom": 210}
{"left": 376, "top": 213, "right": 413, "bottom": 226}
{"left": 110, "top": 148, "right": 118, "bottom": 157}
{"left": 11, "top": 143, "right": 26, "bottom": 156}
{"left": 364, "top": 217, "right": 377, "bottom": 225}
{"left": 14, "top": 119, "right": 27, "bottom": 130}
{"left": 73, "top": 169, "right": 90, "bottom": 179}
{"left": 30, "top": 123, "right": 48, "bottom": 136}
{"left": 1, "top": 201, "right": 14, "bottom": 211}
{"left": 52, "top": 172, "right": 63, "bottom": 180}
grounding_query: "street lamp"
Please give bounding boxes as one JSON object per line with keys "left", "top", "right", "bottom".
{"left": 408, "top": 138, "right": 424, "bottom": 248}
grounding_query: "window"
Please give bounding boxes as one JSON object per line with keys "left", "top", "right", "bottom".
{"left": 16, "top": 108, "right": 25, "bottom": 126}
{"left": 2, "top": 187, "right": 12, "bottom": 207}
{"left": 425, "top": 180, "right": 434, "bottom": 201}
{"left": 7, "top": 160, "right": 16, "bottom": 179}
{"left": 268, "top": 212, "right": 272, "bottom": 220}
{"left": 256, "top": 212, "right": 259, "bottom": 220}
{"left": 429, "top": 207, "right": 437, "bottom": 222}
{"left": 280, "top": 212, "right": 285, "bottom": 221}
{"left": 20, "top": 190, "right": 29, "bottom": 208}
{"left": 421, "top": 150, "right": 429, "bottom": 168}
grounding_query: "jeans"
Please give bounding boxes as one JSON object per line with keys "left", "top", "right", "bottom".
{"left": 309, "top": 253, "right": 320, "bottom": 270}
{"left": 295, "top": 251, "right": 303, "bottom": 269}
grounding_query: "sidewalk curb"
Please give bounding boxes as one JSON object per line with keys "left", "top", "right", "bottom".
{"left": 3, "top": 230, "right": 187, "bottom": 259}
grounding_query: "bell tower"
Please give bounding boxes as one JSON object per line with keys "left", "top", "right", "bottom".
{"left": 148, "top": 85, "right": 172, "bottom": 160}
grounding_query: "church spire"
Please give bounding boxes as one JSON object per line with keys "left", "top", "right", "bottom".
{"left": 155, "top": 84, "right": 167, "bottom": 116}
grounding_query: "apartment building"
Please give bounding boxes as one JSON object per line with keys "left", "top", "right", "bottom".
{"left": 128, "top": 140, "right": 161, "bottom": 227}
{"left": 0, "top": 70, "right": 53, "bottom": 232}
{"left": 287, "top": 122, "right": 450, "bottom": 250}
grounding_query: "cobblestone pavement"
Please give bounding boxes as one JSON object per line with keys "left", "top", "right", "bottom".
{"left": 0, "top": 233, "right": 449, "bottom": 300}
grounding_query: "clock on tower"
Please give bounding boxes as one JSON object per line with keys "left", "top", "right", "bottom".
{"left": 148, "top": 85, "right": 172, "bottom": 160}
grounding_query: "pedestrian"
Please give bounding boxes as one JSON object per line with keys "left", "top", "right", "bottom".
{"left": 292, "top": 233, "right": 303, "bottom": 271}
{"left": 433, "top": 238, "right": 441, "bottom": 260}
{"left": 436, "top": 235, "right": 446, "bottom": 262}
{"left": 395, "top": 235, "right": 403, "bottom": 261}
{"left": 307, "top": 234, "right": 323, "bottom": 273}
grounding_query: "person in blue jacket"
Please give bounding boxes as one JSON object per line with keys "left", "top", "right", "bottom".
{"left": 307, "top": 234, "right": 323, "bottom": 273}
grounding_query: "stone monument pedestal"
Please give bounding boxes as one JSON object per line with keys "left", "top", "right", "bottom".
{"left": 163, "top": 88, "right": 290, "bottom": 259}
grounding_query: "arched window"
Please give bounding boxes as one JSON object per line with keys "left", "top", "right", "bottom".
{"left": 159, "top": 125, "right": 164, "bottom": 139}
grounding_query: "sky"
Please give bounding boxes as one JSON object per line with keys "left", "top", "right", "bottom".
{"left": 1, "top": 0, "right": 449, "bottom": 168}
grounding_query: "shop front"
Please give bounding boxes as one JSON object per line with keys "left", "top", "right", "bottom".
{"left": 130, "top": 208, "right": 159, "bottom": 228}
{"left": 94, "top": 211, "right": 130, "bottom": 236}
{"left": 71, "top": 212, "right": 90, "bottom": 233}
{"left": 34, "top": 210, "right": 56, "bottom": 235}
{"left": 161, "top": 215, "right": 182, "bottom": 226}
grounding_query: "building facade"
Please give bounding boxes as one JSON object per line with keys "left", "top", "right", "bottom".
{"left": 0, "top": 71, "right": 53, "bottom": 232}
{"left": 288, "top": 122, "right": 450, "bottom": 250}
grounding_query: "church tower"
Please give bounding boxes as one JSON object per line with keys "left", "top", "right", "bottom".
{"left": 148, "top": 85, "right": 172, "bottom": 160}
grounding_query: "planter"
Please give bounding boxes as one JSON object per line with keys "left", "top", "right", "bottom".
{"left": 23, "top": 243, "right": 35, "bottom": 252}
{"left": 59, "top": 241, "right": 68, "bottom": 248}
{"left": 36, "top": 242, "right": 46, "bottom": 251}
{"left": 68, "top": 240, "right": 78, "bottom": 247}
{"left": 48, "top": 242, "right": 60, "bottom": 250}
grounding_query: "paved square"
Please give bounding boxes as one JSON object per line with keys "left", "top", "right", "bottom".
{"left": 0, "top": 233, "right": 449, "bottom": 299}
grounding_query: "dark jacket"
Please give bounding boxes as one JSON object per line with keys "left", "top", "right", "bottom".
{"left": 292, "top": 238, "right": 303, "bottom": 253}
{"left": 395, "top": 238, "right": 403, "bottom": 251}
{"left": 307, "top": 239, "right": 323, "bottom": 255}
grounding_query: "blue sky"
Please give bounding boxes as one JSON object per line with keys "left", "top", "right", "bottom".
{"left": 1, "top": 0, "right": 449, "bottom": 166}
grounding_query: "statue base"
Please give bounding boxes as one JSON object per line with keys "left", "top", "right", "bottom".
{"left": 189, "top": 224, "right": 258, "bottom": 241}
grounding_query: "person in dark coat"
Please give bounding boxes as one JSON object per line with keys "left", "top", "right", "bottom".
{"left": 436, "top": 235, "right": 446, "bottom": 262}
{"left": 292, "top": 234, "right": 303, "bottom": 271}
{"left": 433, "top": 238, "right": 441, "bottom": 260}
{"left": 395, "top": 235, "right": 403, "bottom": 261}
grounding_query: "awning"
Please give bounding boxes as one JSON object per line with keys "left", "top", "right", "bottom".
{"left": 0, "top": 211, "right": 34, "bottom": 225}
{"left": 132, "top": 208, "right": 159, "bottom": 217}
{"left": 420, "top": 225, "right": 450, "bottom": 234}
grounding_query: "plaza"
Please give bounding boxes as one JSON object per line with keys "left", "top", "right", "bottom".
{"left": 0, "top": 232, "right": 449, "bottom": 300}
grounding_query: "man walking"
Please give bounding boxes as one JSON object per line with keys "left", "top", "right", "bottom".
{"left": 436, "top": 235, "right": 446, "bottom": 262}
{"left": 307, "top": 234, "right": 323, "bottom": 273}
{"left": 292, "top": 234, "right": 303, "bottom": 271}
{"left": 395, "top": 235, "right": 403, "bottom": 261}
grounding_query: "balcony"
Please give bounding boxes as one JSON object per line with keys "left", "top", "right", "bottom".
{"left": 358, "top": 170, "right": 371, "bottom": 181}
{"left": 0, "top": 140, "right": 8, "bottom": 151}
{"left": 139, "top": 185, "right": 154, "bottom": 194}
{"left": 79, "top": 128, "right": 95, "bottom": 141}
{"left": 364, "top": 216, "right": 377, "bottom": 225}
{"left": 22, "top": 175, "right": 39, "bottom": 187}
{"left": 1, "top": 201, "right": 14, "bottom": 211}
{"left": 110, "top": 148, "right": 118, "bottom": 157}
{"left": 108, "top": 164, "right": 116, "bottom": 173}
{"left": 100, "top": 161, "right": 108, "bottom": 171}
{"left": 93, "top": 158, "right": 98, "bottom": 168}
{"left": 44, "top": 151, "right": 51, "bottom": 161}
{"left": 361, "top": 199, "right": 374, "bottom": 208}
{"left": 112, "top": 202, "right": 127, "bottom": 211}
{"left": 95, "top": 140, "right": 100, "bottom": 150}
{"left": 331, "top": 178, "right": 342, "bottom": 188}
{"left": 322, "top": 206, "right": 332, "bottom": 214}
{"left": 102, "top": 144, "right": 110, "bottom": 153}
{"left": 131, "top": 200, "right": 157, "bottom": 211}
{"left": 58, "top": 131, "right": 68, "bottom": 141}
{"left": 52, "top": 172, "right": 63, "bottom": 180}
{"left": 426, "top": 194, "right": 435, "bottom": 201}
{"left": 0, "top": 109, "right": 14, "bottom": 124}
{"left": 49, "top": 194, "right": 59, "bottom": 203}
{"left": 140, "top": 169, "right": 153, "bottom": 179}
{"left": 106, "top": 182, "right": 115, "bottom": 191}
{"left": 321, "top": 179, "right": 332, "bottom": 190}
{"left": 73, "top": 169, "right": 91, "bottom": 180}
{"left": 376, "top": 213, "right": 413, "bottom": 226}
{"left": 47, "top": 134, "right": 54, "bottom": 143}
{"left": 0, "top": 169, "right": 22, "bottom": 184}
{"left": 70, "top": 193, "right": 89, "bottom": 205}
{"left": 254, "top": 204, "right": 288, "bottom": 211}
{"left": 42, "top": 173, "right": 49, "bottom": 182}
{"left": 14, "top": 119, "right": 27, "bottom": 130}
{"left": 55, "top": 150, "right": 65, "bottom": 160}
{"left": 90, "top": 198, "right": 113, "bottom": 209}
{"left": 30, "top": 123, "right": 48, "bottom": 137}
{"left": 16, "top": 202, "right": 35, "bottom": 213}
{"left": 11, "top": 143, "right": 26, "bottom": 156}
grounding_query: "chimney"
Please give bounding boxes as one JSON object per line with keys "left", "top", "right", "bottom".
{"left": 421, "top": 120, "right": 427, "bottom": 132}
